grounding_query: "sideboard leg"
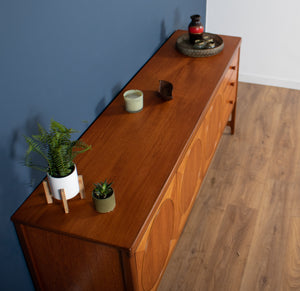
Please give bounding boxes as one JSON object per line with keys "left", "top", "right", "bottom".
{"left": 228, "top": 101, "right": 237, "bottom": 135}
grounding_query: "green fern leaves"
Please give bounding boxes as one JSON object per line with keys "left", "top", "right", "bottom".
{"left": 24, "top": 119, "right": 91, "bottom": 177}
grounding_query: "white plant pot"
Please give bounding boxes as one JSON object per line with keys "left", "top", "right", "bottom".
{"left": 47, "top": 165, "right": 80, "bottom": 200}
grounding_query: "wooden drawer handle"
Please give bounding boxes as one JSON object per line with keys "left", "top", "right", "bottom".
{"left": 230, "top": 82, "right": 235, "bottom": 86}
{"left": 228, "top": 100, "right": 234, "bottom": 104}
{"left": 230, "top": 65, "right": 236, "bottom": 70}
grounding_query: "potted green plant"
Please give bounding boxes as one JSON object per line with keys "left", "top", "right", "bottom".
{"left": 24, "top": 119, "right": 91, "bottom": 200}
{"left": 92, "top": 180, "right": 116, "bottom": 213}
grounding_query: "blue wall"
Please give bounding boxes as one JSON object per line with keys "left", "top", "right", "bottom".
{"left": 0, "top": 0, "right": 206, "bottom": 289}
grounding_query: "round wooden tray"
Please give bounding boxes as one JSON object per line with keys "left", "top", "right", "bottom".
{"left": 176, "top": 33, "right": 224, "bottom": 57}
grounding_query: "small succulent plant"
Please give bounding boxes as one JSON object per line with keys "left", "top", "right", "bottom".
{"left": 93, "top": 180, "right": 113, "bottom": 199}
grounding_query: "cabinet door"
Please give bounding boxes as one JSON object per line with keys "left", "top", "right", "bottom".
{"left": 203, "top": 95, "right": 222, "bottom": 163}
{"left": 133, "top": 133, "right": 206, "bottom": 291}
{"left": 177, "top": 135, "right": 204, "bottom": 217}
{"left": 134, "top": 177, "right": 177, "bottom": 291}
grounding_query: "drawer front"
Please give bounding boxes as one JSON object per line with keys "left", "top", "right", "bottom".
{"left": 219, "top": 51, "right": 239, "bottom": 128}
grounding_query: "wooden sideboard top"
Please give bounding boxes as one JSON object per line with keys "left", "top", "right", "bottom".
{"left": 12, "top": 30, "right": 241, "bottom": 253}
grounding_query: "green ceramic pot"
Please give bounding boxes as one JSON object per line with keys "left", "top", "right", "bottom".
{"left": 92, "top": 191, "right": 116, "bottom": 213}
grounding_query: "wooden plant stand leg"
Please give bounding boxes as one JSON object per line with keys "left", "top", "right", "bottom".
{"left": 78, "top": 175, "right": 85, "bottom": 199}
{"left": 227, "top": 101, "right": 237, "bottom": 135}
{"left": 43, "top": 180, "right": 53, "bottom": 204}
{"left": 60, "top": 189, "right": 69, "bottom": 214}
{"left": 42, "top": 176, "right": 85, "bottom": 214}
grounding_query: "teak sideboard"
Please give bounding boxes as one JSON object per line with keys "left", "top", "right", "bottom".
{"left": 12, "top": 30, "right": 241, "bottom": 291}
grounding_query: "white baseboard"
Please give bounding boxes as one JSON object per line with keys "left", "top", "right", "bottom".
{"left": 239, "top": 73, "right": 300, "bottom": 90}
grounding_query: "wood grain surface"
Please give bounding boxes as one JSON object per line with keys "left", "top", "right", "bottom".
{"left": 158, "top": 82, "right": 300, "bottom": 291}
{"left": 11, "top": 31, "right": 242, "bottom": 290}
{"left": 11, "top": 30, "right": 241, "bottom": 252}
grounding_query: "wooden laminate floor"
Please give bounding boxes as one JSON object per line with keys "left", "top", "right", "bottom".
{"left": 158, "top": 82, "right": 300, "bottom": 291}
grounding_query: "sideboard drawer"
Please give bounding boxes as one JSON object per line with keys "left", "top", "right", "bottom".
{"left": 220, "top": 51, "right": 239, "bottom": 129}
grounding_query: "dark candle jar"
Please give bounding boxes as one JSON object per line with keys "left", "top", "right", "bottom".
{"left": 188, "top": 15, "right": 204, "bottom": 44}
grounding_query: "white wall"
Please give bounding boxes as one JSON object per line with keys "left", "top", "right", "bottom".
{"left": 206, "top": 0, "right": 300, "bottom": 90}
